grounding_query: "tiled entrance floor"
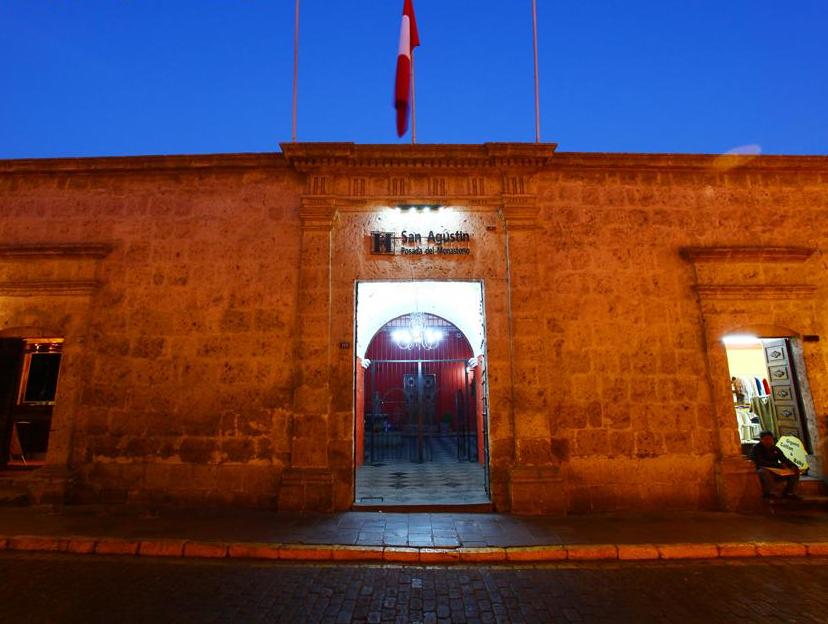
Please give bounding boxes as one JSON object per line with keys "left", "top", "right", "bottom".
{"left": 355, "top": 436, "right": 489, "bottom": 506}
{"left": 355, "top": 462, "right": 488, "bottom": 506}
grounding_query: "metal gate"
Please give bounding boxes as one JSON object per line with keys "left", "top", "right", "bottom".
{"left": 362, "top": 313, "right": 480, "bottom": 466}
{"left": 364, "top": 358, "right": 479, "bottom": 465}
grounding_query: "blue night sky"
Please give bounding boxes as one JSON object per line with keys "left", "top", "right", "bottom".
{"left": 1, "top": 1, "right": 826, "bottom": 158}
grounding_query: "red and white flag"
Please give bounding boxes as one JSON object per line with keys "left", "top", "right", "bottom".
{"left": 394, "top": 0, "right": 420, "bottom": 137}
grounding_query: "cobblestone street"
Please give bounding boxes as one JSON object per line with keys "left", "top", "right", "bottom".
{"left": 2, "top": 553, "right": 826, "bottom": 623}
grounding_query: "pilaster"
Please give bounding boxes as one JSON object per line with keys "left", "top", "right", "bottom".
{"left": 508, "top": 466, "right": 567, "bottom": 515}
{"left": 278, "top": 196, "right": 337, "bottom": 511}
{"left": 501, "top": 184, "right": 565, "bottom": 512}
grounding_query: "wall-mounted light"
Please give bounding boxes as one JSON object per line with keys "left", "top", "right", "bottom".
{"left": 722, "top": 334, "right": 760, "bottom": 346}
{"left": 377, "top": 205, "right": 460, "bottom": 232}
{"left": 396, "top": 204, "right": 443, "bottom": 211}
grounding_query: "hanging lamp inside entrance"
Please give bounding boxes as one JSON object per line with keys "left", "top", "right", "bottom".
{"left": 391, "top": 312, "right": 443, "bottom": 350}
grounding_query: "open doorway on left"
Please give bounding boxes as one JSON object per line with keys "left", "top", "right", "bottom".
{"left": 0, "top": 337, "right": 63, "bottom": 469}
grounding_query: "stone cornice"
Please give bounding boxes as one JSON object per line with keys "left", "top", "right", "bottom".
{"left": 0, "top": 280, "right": 103, "bottom": 296}
{"left": 680, "top": 246, "right": 816, "bottom": 263}
{"left": 2, "top": 148, "right": 826, "bottom": 177}
{"left": 552, "top": 152, "right": 828, "bottom": 173}
{"left": 695, "top": 285, "right": 817, "bottom": 300}
{"left": 0, "top": 243, "right": 114, "bottom": 259}
{"left": 0, "top": 153, "right": 286, "bottom": 176}
{"left": 280, "top": 142, "right": 559, "bottom": 173}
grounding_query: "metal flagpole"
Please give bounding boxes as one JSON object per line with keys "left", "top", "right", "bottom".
{"left": 531, "top": 0, "right": 541, "bottom": 143}
{"left": 410, "top": 51, "right": 417, "bottom": 144}
{"left": 292, "top": 0, "right": 300, "bottom": 142}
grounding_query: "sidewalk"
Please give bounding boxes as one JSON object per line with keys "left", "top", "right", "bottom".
{"left": 1, "top": 504, "right": 827, "bottom": 563}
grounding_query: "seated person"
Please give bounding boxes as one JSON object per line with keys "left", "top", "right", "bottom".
{"left": 750, "top": 431, "right": 800, "bottom": 499}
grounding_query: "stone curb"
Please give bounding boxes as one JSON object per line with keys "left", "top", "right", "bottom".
{"left": 2, "top": 535, "right": 828, "bottom": 564}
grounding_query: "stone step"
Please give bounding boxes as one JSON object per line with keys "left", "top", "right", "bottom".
{"left": 0, "top": 471, "right": 33, "bottom": 507}
{"left": 0, "top": 477, "right": 23, "bottom": 489}
{"left": 799, "top": 478, "right": 827, "bottom": 496}
{"left": 352, "top": 502, "right": 494, "bottom": 513}
{"left": 0, "top": 488, "right": 29, "bottom": 507}
{"left": 765, "top": 495, "right": 828, "bottom": 514}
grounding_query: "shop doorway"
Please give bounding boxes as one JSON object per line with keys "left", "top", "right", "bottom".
{"left": 354, "top": 281, "right": 489, "bottom": 507}
{"left": 724, "top": 335, "right": 819, "bottom": 474}
{"left": 0, "top": 338, "right": 63, "bottom": 468}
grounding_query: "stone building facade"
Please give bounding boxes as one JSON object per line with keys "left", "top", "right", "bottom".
{"left": 0, "top": 143, "right": 826, "bottom": 514}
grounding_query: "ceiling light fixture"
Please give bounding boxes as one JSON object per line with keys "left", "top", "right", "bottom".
{"left": 392, "top": 313, "right": 443, "bottom": 350}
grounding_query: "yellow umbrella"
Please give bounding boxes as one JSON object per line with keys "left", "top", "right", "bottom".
{"left": 777, "top": 435, "right": 809, "bottom": 472}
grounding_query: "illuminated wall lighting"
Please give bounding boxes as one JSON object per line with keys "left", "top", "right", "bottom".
{"left": 722, "top": 334, "right": 761, "bottom": 346}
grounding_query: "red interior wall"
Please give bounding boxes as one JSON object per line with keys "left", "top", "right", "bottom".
{"left": 355, "top": 358, "right": 365, "bottom": 466}
{"left": 364, "top": 315, "right": 473, "bottom": 431}
{"left": 363, "top": 361, "right": 469, "bottom": 430}
{"left": 422, "top": 360, "right": 469, "bottom": 429}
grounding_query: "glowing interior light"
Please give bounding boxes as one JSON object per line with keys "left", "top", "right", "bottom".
{"left": 425, "top": 329, "right": 443, "bottom": 345}
{"left": 392, "top": 329, "right": 413, "bottom": 349}
{"left": 722, "top": 334, "right": 761, "bottom": 346}
{"left": 392, "top": 315, "right": 444, "bottom": 350}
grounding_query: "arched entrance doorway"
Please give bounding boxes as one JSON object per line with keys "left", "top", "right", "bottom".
{"left": 354, "top": 281, "right": 490, "bottom": 508}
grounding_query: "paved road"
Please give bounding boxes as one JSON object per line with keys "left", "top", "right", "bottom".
{"left": 2, "top": 554, "right": 826, "bottom": 623}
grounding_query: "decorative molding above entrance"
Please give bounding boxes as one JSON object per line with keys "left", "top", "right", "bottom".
{"left": 284, "top": 143, "right": 553, "bottom": 229}
{"left": 0, "top": 280, "right": 103, "bottom": 297}
{"left": 0, "top": 243, "right": 113, "bottom": 259}
{"left": 681, "top": 245, "right": 819, "bottom": 303}
{"left": 680, "top": 246, "right": 816, "bottom": 263}
{"left": 281, "top": 142, "right": 558, "bottom": 173}
{"left": 694, "top": 284, "right": 817, "bottom": 300}
{"left": 0, "top": 242, "right": 113, "bottom": 298}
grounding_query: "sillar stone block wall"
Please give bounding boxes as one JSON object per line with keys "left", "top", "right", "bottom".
{"left": 0, "top": 155, "right": 301, "bottom": 507}
{"left": 0, "top": 144, "right": 826, "bottom": 514}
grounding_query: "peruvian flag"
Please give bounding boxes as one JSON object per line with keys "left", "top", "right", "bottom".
{"left": 394, "top": 0, "right": 420, "bottom": 137}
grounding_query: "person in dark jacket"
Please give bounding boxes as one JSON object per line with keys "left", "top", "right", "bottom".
{"left": 750, "top": 431, "right": 800, "bottom": 498}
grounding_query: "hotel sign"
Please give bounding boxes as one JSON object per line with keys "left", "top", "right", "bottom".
{"left": 370, "top": 230, "right": 472, "bottom": 256}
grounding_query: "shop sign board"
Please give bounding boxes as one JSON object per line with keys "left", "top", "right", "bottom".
{"left": 370, "top": 230, "right": 471, "bottom": 256}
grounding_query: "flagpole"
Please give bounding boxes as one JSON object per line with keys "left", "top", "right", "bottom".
{"left": 531, "top": 0, "right": 541, "bottom": 143}
{"left": 410, "top": 51, "right": 417, "bottom": 144}
{"left": 292, "top": 0, "right": 300, "bottom": 142}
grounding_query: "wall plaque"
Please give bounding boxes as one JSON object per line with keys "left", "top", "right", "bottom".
{"left": 369, "top": 230, "right": 471, "bottom": 257}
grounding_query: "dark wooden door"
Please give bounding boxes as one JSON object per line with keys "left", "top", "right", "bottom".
{"left": 0, "top": 339, "right": 23, "bottom": 466}
{"left": 403, "top": 371, "right": 437, "bottom": 462}
{"left": 763, "top": 338, "right": 810, "bottom": 450}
